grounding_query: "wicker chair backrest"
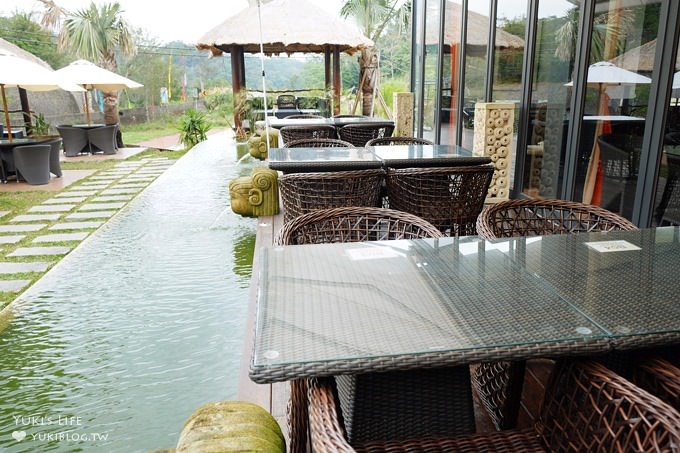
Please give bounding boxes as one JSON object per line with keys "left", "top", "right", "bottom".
{"left": 274, "top": 206, "right": 443, "bottom": 245}
{"left": 538, "top": 360, "right": 680, "bottom": 451}
{"left": 277, "top": 94, "right": 296, "bottom": 109}
{"left": 337, "top": 122, "right": 395, "bottom": 147}
{"left": 386, "top": 165, "right": 494, "bottom": 236}
{"left": 476, "top": 198, "right": 638, "bottom": 239}
{"left": 366, "top": 136, "right": 434, "bottom": 146}
{"left": 279, "top": 169, "right": 385, "bottom": 222}
{"left": 284, "top": 139, "right": 352, "bottom": 148}
{"left": 280, "top": 125, "right": 337, "bottom": 144}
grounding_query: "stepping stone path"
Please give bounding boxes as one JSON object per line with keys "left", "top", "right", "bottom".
{"left": 0, "top": 157, "right": 178, "bottom": 297}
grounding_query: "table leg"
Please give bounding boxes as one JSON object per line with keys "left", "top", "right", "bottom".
{"left": 335, "top": 366, "right": 475, "bottom": 444}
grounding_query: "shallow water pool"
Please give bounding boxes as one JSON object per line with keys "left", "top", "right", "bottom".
{"left": 0, "top": 133, "right": 260, "bottom": 452}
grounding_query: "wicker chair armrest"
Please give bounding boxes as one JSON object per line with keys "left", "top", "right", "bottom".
{"left": 308, "top": 377, "right": 356, "bottom": 452}
{"left": 632, "top": 357, "right": 680, "bottom": 411}
{"left": 538, "top": 360, "right": 680, "bottom": 451}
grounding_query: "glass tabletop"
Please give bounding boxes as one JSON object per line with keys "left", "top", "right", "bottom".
{"left": 251, "top": 236, "right": 608, "bottom": 382}
{"left": 267, "top": 146, "right": 383, "bottom": 172}
{"left": 369, "top": 144, "right": 491, "bottom": 168}
{"left": 516, "top": 227, "right": 680, "bottom": 341}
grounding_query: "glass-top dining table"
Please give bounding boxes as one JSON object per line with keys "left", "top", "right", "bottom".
{"left": 267, "top": 144, "right": 492, "bottom": 172}
{"left": 251, "top": 227, "right": 680, "bottom": 442}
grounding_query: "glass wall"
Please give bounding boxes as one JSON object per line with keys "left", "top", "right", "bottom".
{"left": 492, "top": 0, "right": 528, "bottom": 193}
{"left": 420, "top": 0, "right": 442, "bottom": 141}
{"left": 653, "top": 35, "right": 680, "bottom": 226}
{"left": 413, "top": 0, "right": 678, "bottom": 226}
{"left": 520, "top": 1, "right": 574, "bottom": 198}
{"left": 572, "top": 1, "right": 660, "bottom": 220}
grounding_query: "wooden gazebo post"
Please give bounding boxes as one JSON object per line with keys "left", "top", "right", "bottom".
{"left": 230, "top": 45, "right": 246, "bottom": 129}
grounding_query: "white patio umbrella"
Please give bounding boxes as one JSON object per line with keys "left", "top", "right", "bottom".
{"left": 566, "top": 61, "right": 651, "bottom": 204}
{"left": 54, "top": 60, "right": 143, "bottom": 125}
{"left": 0, "top": 49, "right": 83, "bottom": 142}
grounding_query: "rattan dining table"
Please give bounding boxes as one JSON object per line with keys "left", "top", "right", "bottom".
{"left": 251, "top": 227, "right": 680, "bottom": 445}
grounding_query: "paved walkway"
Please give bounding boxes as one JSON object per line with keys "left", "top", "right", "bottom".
{"left": 0, "top": 133, "right": 187, "bottom": 301}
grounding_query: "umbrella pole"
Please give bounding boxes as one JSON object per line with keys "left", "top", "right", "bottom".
{"left": 257, "top": 0, "right": 271, "bottom": 150}
{"left": 84, "top": 90, "right": 91, "bottom": 125}
{"left": 1, "top": 84, "right": 13, "bottom": 143}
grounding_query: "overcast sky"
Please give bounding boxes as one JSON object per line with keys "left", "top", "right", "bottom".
{"left": 1, "top": 0, "right": 571, "bottom": 44}
{"left": 0, "top": 0, "right": 345, "bottom": 44}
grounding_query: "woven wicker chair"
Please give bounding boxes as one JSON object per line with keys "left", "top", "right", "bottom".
{"left": 277, "top": 94, "right": 296, "bottom": 109}
{"left": 337, "top": 122, "right": 395, "bottom": 147}
{"left": 476, "top": 198, "right": 638, "bottom": 239}
{"left": 386, "top": 165, "right": 494, "bottom": 236}
{"left": 283, "top": 138, "right": 353, "bottom": 148}
{"left": 366, "top": 136, "right": 434, "bottom": 146}
{"left": 474, "top": 198, "right": 638, "bottom": 431}
{"left": 279, "top": 125, "right": 337, "bottom": 144}
{"left": 275, "top": 206, "right": 443, "bottom": 245}
{"left": 279, "top": 169, "right": 385, "bottom": 223}
{"left": 307, "top": 360, "right": 680, "bottom": 452}
{"left": 274, "top": 206, "right": 442, "bottom": 453}
{"left": 56, "top": 125, "right": 89, "bottom": 156}
{"left": 632, "top": 357, "right": 680, "bottom": 411}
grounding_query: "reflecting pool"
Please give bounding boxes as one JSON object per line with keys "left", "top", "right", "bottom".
{"left": 0, "top": 132, "right": 259, "bottom": 452}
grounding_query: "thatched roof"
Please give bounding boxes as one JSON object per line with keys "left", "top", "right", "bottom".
{"left": 195, "top": 0, "right": 373, "bottom": 56}
{"left": 609, "top": 39, "right": 680, "bottom": 73}
{"left": 0, "top": 37, "right": 52, "bottom": 69}
{"left": 427, "top": 1, "right": 525, "bottom": 55}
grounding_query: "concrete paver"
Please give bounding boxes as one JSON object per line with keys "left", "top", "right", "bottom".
{"left": 0, "top": 280, "right": 31, "bottom": 292}
{"left": 66, "top": 211, "right": 116, "bottom": 220}
{"left": 79, "top": 202, "right": 126, "bottom": 211}
{"left": 11, "top": 214, "right": 61, "bottom": 222}
{"left": 42, "top": 197, "right": 89, "bottom": 204}
{"left": 50, "top": 221, "right": 104, "bottom": 230}
{"left": 8, "top": 246, "right": 72, "bottom": 256}
{"left": 33, "top": 232, "right": 89, "bottom": 243}
{"left": 28, "top": 204, "right": 76, "bottom": 213}
{"left": 0, "top": 235, "right": 25, "bottom": 244}
{"left": 0, "top": 262, "right": 51, "bottom": 274}
{"left": 0, "top": 224, "right": 47, "bottom": 232}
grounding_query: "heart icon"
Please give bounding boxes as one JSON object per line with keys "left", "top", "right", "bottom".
{"left": 12, "top": 431, "right": 26, "bottom": 442}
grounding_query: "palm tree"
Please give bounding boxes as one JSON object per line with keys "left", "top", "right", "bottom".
{"left": 40, "top": 0, "right": 136, "bottom": 125}
{"left": 340, "top": 0, "right": 410, "bottom": 116}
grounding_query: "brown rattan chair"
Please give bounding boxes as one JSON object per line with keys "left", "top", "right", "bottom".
{"left": 279, "top": 169, "right": 385, "bottom": 223}
{"left": 279, "top": 125, "right": 337, "bottom": 144}
{"left": 275, "top": 206, "right": 443, "bottom": 246}
{"left": 307, "top": 360, "right": 680, "bottom": 452}
{"left": 476, "top": 198, "right": 638, "bottom": 239}
{"left": 632, "top": 357, "right": 680, "bottom": 411}
{"left": 337, "top": 122, "right": 395, "bottom": 147}
{"left": 275, "top": 206, "right": 443, "bottom": 453}
{"left": 386, "top": 165, "right": 494, "bottom": 236}
{"left": 283, "top": 138, "right": 353, "bottom": 148}
{"left": 473, "top": 198, "right": 638, "bottom": 431}
{"left": 366, "top": 136, "right": 434, "bottom": 146}
{"left": 277, "top": 94, "right": 296, "bottom": 109}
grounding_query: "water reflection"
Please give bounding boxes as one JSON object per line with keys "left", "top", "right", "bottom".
{"left": 0, "top": 133, "right": 257, "bottom": 452}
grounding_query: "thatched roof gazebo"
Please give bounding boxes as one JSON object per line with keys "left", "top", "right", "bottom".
{"left": 427, "top": 1, "right": 525, "bottom": 54}
{"left": 196, "top": 0, "right": 373, "bottom": 123}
